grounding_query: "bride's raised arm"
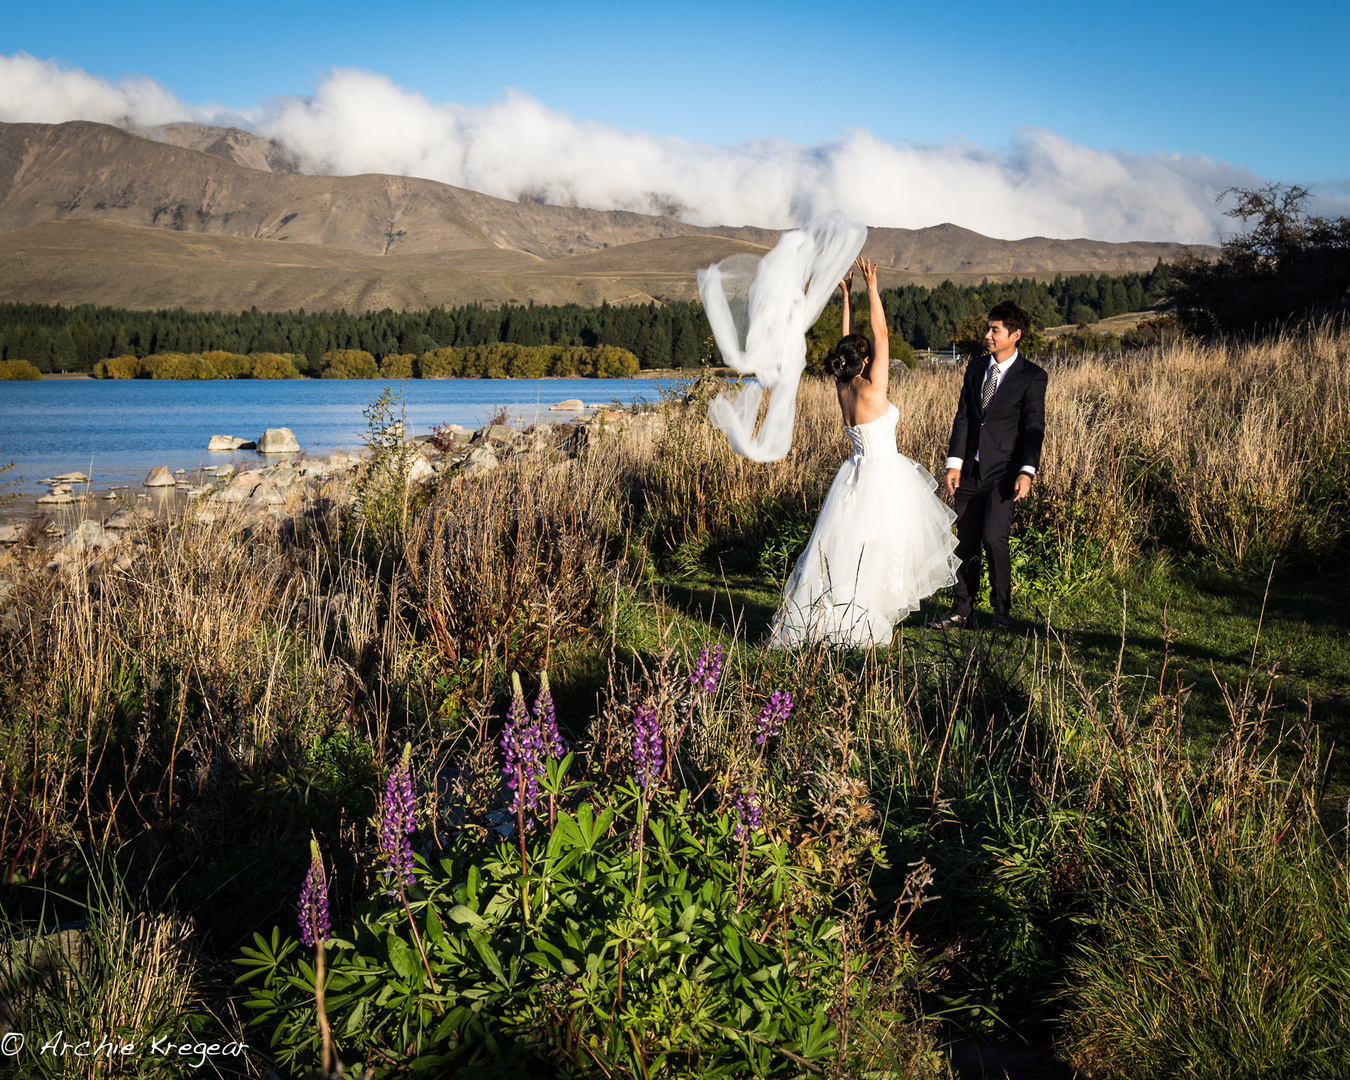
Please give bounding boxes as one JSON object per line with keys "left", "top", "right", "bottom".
{"left": 857, "top": 257, "right": 890, "bottom": 395}
{"left": 839, "top": 270, "right": 855, "bottom": 337}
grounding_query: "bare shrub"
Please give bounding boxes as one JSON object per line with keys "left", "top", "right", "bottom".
{"left": 402, "top": 453, "right": 615, "bottom": 681}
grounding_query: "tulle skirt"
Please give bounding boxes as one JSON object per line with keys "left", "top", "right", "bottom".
{"left": 769, "top": 452, "right": 960, "bottom": 647}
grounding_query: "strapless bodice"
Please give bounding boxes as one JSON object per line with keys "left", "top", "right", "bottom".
{"left": 845, "top": 403, "right": 899, "bottom": 459}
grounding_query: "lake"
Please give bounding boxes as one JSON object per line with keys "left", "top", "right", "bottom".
{"left": 0, "top": 376, "right": 684, "bottom": 496}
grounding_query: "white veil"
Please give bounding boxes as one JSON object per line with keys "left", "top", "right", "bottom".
{"left": 697, "top": 213, "right": 868, "bottom": 462}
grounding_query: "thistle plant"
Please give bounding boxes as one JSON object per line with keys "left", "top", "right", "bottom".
{"left": 298, "top": 839, "right": 334, "bottom": 1076}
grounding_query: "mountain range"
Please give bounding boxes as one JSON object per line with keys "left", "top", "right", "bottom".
{"left": 0, "top": 121, "right": 1208, "bottom": 312}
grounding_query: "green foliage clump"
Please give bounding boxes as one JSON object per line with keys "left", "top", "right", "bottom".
{"left": 416, "top": 343, "right": 639, "bottom": 379}
{"left": 379, "top": 352, "right": 416, "bottom": 379}
{"left": 93, "top": 354, "right": 147, "bottom": 378}
{"left": 88, "top": 350, "right": 301, "bottom": 379}
{"left": 1044, "top": 326, "right": 1121, "bottom": 356}
{"left": 322, "top": 349, "right": 379, "bottom": 379}
{"left": 0, "top": 359, "right": 41, "bottom": 380}
{"left": 1171, "top": 183, "right": 1350, "bottom": 334}
{"left": 249, "top": 351, "right": 302, "bottom": 378}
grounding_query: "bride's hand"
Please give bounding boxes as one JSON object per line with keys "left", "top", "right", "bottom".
{"left": 839, "top": 272, "right": 853, "bottom": 294}
{"left": 855, "top": 257, "right": 879, "bottom": 288}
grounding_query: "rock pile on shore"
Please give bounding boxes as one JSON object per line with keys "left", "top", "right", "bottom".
{"left": 0, "top": 402, "right": 667, "bottom": 633}
{"left": 1, "top": 405, "right": 663, "bottom": 564}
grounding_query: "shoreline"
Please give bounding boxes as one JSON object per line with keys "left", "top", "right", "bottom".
{"left": 35, "top": 367, "right": 725, "bottom": 382}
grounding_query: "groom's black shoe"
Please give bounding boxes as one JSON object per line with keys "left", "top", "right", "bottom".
{"left": 992, "top": 612, "right": 1013, "bottom": 630}
{"left": 928, "top": 610, "right": 968, "bottom": 630}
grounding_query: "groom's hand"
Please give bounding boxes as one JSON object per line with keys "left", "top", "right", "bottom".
{"left": 944, "top": 468, "right": 960, "bottom": 497}
{"left": 1013, "top": 474, "right": 1032, "bottom": 501}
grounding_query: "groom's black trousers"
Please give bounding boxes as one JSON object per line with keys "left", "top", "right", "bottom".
{"left": 951, "top": 464, "right": 1017, "bottom": 617}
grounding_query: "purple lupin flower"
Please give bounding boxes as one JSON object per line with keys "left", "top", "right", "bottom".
{"left": 754, "top": 689, "right": 793, "bottom": 745}
{"left": 298, "top": 839, "right": 331, "bottom": 946}
{"left": 535, "top": 671, "right": 565, "bottom": 760}
{"left": 501, "top": 672, "right": 547, "bottom": 817}
{"left": 379, "top": 743, "right": 416, "bottom": 889}
{"left": 632, "top": 702, "right": 663, "bottom": 788}
{"left": 689, "top": 643, "right": 724, "bottom": 696}
{"left": 732, "top": 784, "right": 762, "bottom": 841}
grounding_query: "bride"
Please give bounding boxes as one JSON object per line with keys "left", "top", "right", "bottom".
{"left": 769, "top": 258, "right": 960, "bottom": 647}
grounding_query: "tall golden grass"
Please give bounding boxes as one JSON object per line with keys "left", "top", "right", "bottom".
{"left": 5, "top": 327, "right": 1348, "bottom": 862}
{"left": 1, "top": 327, "right": 1348, "bottom": 1075}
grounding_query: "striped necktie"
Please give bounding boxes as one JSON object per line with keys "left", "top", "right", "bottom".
{"left": 981, "top": 362, "right": 999, "bottom": 410}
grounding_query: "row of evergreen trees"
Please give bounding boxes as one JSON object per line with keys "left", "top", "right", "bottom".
{"left": 0, "top": 264, "right": 1173, "bottom": 375}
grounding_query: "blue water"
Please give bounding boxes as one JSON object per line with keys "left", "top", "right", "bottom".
{"left": 0, "top": 377, "right": 682, "bottom": 495}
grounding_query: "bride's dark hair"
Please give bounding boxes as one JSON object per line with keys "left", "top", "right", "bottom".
{"left": 826, "top": 334, "right": 871, "bottom": 382}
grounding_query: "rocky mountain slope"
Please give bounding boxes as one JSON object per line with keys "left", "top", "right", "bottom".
{"left": 0, "top": 121, "right": 1206, "bottom": 312}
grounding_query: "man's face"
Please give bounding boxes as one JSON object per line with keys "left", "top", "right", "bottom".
{"left": 985, "top": 320, "right": 1020, "bottom": 359}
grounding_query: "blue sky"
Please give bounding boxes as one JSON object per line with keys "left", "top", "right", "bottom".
{"left": 2, "top": 0, "right": 1347, "bottom": 240}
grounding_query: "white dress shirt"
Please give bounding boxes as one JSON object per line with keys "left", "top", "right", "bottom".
{"left": 944, "top": 350, "right": 1036, "bottom": 476}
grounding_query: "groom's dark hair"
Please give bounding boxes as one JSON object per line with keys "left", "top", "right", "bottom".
{"left": 987, "top": 301, "right": 1030, "bottom": 342}
{"left": 826, "top": 334, "right": 871, "bottom": 381}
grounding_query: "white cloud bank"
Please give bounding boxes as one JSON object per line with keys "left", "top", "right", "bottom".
{"left": 0, "top": 52, "right": 1296, "bottom": 244}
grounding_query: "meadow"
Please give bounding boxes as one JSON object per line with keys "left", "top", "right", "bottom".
{"left": 1, "top": 323, "right": 1349, "bottom": 1079}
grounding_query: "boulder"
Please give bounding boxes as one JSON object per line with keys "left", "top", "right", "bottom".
{"left": 106, "top": 506, "right": 152, "bottom": 529}
{"left": 144, "top": 466, "right": 175, "bottom": 487}
{"left": 463, "top": 445, "right": 500, "bottom": 476}
{"left": 477, "top": 424, "right": 516, "bottom": 444}
{"left": 208, "top": 435, "right": 254, "bottom": 451}
{"left": 437, "top": 424, "right": 474, "bottom": 445}
{"left": 257, "top": 428, "right": 300, "bottom": 453}
{"left": 407, "top": 457, "right": 436, "bottom": 485}
{"left": 213, "top": 472, "right": 260, "bottom": 504}
{"left": 37, "top": 492, "right": 74, "bottom": 505}
{"left": 550, "top": 399, "right": 585, "bottom": 411}
{"left": 245, "top": 481, "right": 288, "bottom": 507}
{"left": 66, "top": 520, "right": 117, "bottom": 553}
{"left": 51, "top": 472, "right": 91, "bottom": 483}
{"left": 0, "top": 524, "right": 24, "bottom": 543}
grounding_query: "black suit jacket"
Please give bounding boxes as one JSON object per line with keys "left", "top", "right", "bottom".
{"left": 947, "top": 353, "right": 1048, "bottom": 482}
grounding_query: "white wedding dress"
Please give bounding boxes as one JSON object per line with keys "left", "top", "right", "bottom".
{"left": 769, "top": 403, "right": 960, "bottom": 648}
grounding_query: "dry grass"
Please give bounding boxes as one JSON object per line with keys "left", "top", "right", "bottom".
{"left": 3, "top": 326, "right": 1348, "bottom": 871}
{"left": 0, "top": 326, "right": 1348, "bottom": 1076}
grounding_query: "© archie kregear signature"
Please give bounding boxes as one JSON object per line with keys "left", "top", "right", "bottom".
{"left": 1, "top": 1031, "right": 247, "bottom": 1069}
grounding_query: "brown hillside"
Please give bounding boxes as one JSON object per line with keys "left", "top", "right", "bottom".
{"left": 0, "top": 120, "right": 1211, "bottom": 312}
{"left": 139, "top": 122, "right": 299, "bottom": 174}
{"left": 0, "top": 220, "right": 701, "bottom": 310}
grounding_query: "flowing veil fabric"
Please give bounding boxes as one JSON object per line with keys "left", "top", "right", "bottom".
{"left": 697, "top": 213, "right": 868, "bottom": 461}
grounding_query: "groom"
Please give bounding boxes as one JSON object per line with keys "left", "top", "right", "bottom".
{"left": 932, "top": 301, "right": 1047, "bottom": 630}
